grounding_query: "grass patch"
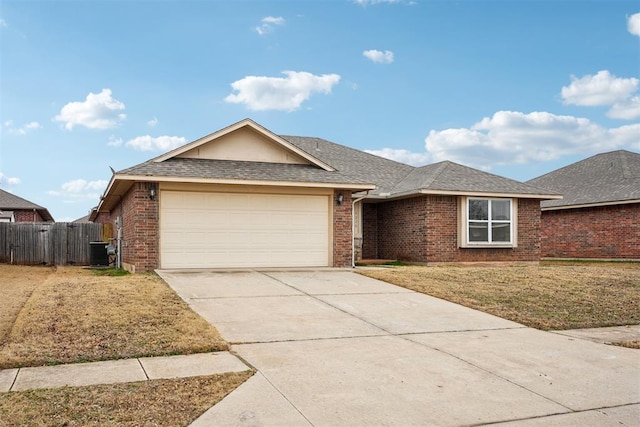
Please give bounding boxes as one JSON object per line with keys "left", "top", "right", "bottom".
{"left": 92, "top": 267, "right": 130, "bottom": 277}
{"left": 0, "top": 266, "right": 228, "bottom": 369}
{"left": 0, "top": 371, "right": 253, "bottom": 427}
{"left": 359, "top": 263, "right": 640, "bottom": 330}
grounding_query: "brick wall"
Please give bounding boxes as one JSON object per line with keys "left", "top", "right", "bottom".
{"left": 541, "top": 203, "right": 640, "bottom": 259}
{"left": 13, "top": 210, "right": 47, "bottom": 222}
{"left": 362, "top": 203, "right": 378, "bottom": 259}
{"left": 97, "top": 182, "right": 159, "bottom": 271}
{"left": 367, "top": 195, "right": 542, "bottom": 263}
{"left": 333, "top": 190, "right": 353, "bottom": 267}
{"left": 376, "top": 197, "right": 429, "bottom": 261}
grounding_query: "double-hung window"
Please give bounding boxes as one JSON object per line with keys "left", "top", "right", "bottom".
{"left": 466, "top": 198, "right": 513, "bottom": 245}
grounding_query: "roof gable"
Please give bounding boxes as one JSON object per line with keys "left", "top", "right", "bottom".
{"left": 153, "top": 118, "right": 335, "bottom": 171}
{"left": 527, "top": 150, "right": 640, "bottom": 209}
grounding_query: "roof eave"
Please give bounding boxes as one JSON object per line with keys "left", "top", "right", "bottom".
{"left": 542, "top": 198, "right": 640, "bottom": 211}
{"left": 95, "top": 174, "right": 376, "bottom": 214}
{"left": 363, "top": 188, "right": 562, "bottom": 201}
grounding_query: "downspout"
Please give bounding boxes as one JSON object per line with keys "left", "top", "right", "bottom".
{"left": 351, "top": 191, "right": 369, "bottom": 268}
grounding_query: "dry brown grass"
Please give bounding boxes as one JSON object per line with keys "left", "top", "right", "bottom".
{"left": 613, "top": 340, "right": 640, "bottom": 349}
{"left": 0, "top": 266, "right": 54, "bottom": 345}
{"left": 0, "top": 371, "right": 253, "bottom": 427}
{"left": 359, "top": 262, "right": 640, "bottom": 330}
{"left": 0, "top": 266, "right": 228, "bottom": 369}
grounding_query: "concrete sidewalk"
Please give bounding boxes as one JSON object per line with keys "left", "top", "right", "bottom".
{"left": 0, "top": 351, "right": 250, "bottom": 392}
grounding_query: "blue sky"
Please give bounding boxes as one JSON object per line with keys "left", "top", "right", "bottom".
{"left": 1, "top": 0, "right": 639, "bottom": 221}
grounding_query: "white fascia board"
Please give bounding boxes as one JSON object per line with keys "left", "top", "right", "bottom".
{"left": 113, "top": 174, "right": 376, "bottom": 190}
{"left": 542, "top": 198, "right": 640, "bottom": 211}
{"left": 362, "top": 189, "right": 562, "bottom": 200}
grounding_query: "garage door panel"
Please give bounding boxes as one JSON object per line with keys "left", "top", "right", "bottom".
{"left": 160, "top": 191, "right": 330, "bottom": 268}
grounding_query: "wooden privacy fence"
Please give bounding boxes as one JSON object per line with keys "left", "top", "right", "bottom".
{"left": 0, "top": 222, "right": 103, "bottom": 266}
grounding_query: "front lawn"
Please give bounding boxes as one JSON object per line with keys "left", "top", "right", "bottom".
{"left": 0, "top": 372, "right": 252, "bottom": 426}
{"left": 0, "top": 265, "right": 250, "bottom": 426}
{"left": 0, "top": 265, "right": 228, "bottom": 369}
{"left": 359, "top": 261, "right": 640, "bottom": 331}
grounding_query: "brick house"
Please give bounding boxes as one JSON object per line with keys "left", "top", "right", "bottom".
{"left": 527, "top": 150, "right": 640, "bottom": 260}
{"left": 0, "top": 188, "right": 54, "bottom": 222}
{"left": 90, "top": 119, "right": 559, "bottom": 271}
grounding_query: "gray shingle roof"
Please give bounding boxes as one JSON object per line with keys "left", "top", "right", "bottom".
{"left": 390, "top": 161, "right": 555, "bottom": 196}
{"left": 0, "top": 188, "right": 54, "bottom": 221}
{"left": 281, "top": 136, "right": 415, "bottom": 195}
{"left": 120, "top": 157, "right": 373, "bottom": 186}
{"left": 527, "top": 150, "right": 640, "bottom": 209}
{"left": 116, "top": 128, "right": 557, "bottom": 199}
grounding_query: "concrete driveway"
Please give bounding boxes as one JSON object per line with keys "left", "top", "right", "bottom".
{"left": 157, "top": 270, "right": 640, "bottom": 426}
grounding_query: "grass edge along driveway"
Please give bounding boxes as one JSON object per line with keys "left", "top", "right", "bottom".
{"left": 358, "top": 262, "right": 639, "bottom": 335}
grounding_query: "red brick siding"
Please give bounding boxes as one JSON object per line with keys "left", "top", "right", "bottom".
{"left": 333, "top": 190, "right": 353, "bottom": 267}
{"left": 100, "top": 182, "right": 159, "bottom": 271}
{"left": 377, "top": 197, "right": 429, "bottom": 261}
{"left": 362, "top": 203, "right": 378, "bottom": 259}
{"left": 424, "top": 196, "right": 459, "bottom": 261}
{"left": 369, "top": 196, "right": 542, "bottom": 263}
{"left": 13, "top": 210, "right": 47, "bottom": 222}
{"left": 541, "top": 203, "right": 640, "bottom": 259}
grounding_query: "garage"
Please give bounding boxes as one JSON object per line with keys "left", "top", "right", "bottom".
{"left": 160, "top": 190, "right": 330, "bottom": 269}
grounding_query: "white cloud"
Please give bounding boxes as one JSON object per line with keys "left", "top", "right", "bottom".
{"left": 363, "top": 49, "right": 394, "bottom": 64}
{"left": 365, "top": 148, "right": 430, "bottom": 166}
{"left": 0, "top": 172, "right": 21, "bottom": 187}
{"left": 48, "top": 179, "right": 108, "bottom": 200}
{"left": 255, "top": 16, "right": 285, "bottom": 35}
{"left": 125, "top": 135, "right": 186, "bottom": 151}
{"left": 628, "top": 12, "right": 640, "bottom": 36}
{"left": 107, "top": 135, "right": 123, "bottom": 147}
{"left": 0, "top": 19, "right": 7, "bottom": 28}
{"left": 3, "top": 120, "right": 41, "bottom": 135}
{"left": 147, "top": 117, "right": 158, "bottom": 127}
{"left": 561, "top": 70, "right": 638, "bottom": 106}
{"left": 561, "top": 70, "right": 640, "bottom": 119}
{"left": 607, "top": 96, "right": 640, "bottom": 120}
{"left": 54, "top": 88, "right": 126, "bottom": 130}
{"left": 368, "top": 111, "right": 640, "bottom": 170}
{"left": 225, "top": 71, "right": 341, "bottom": 111}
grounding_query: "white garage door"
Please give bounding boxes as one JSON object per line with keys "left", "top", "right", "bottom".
{"left": 160, "top": 191, "right": 330, "bottom": 268}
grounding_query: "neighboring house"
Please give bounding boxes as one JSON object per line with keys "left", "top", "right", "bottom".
{"left": 527, "top": 150, "right": 640, "bottom": 260}
{"left": 0, "top": 188, "right": 54, "bottom": 222}
{"left": 90, "top": 119, "right": 559, "bottom": 272}
{"left": 73, "top": 214, "right": 92, "bottom": 223}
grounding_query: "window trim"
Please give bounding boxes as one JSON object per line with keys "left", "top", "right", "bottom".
{"left": 459, "top": 197, "right": 517, "bottom": 248}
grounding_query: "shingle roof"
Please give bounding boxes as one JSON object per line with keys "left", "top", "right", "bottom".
{"left": 120, "top": 157, "right": 373, "bottom": 186}
{"left": 114, "top": 122, "right": 558, "bottom": 200}
{"left": 527, "top": 150, "right": 640, "bottom": 209}
{"left": 0, "top": 188, "right": 54, "bottom": 221}
{"left": 281, "top": 135, "right": 414, "bottom": 195}
{"left": 389, "top": 161, "right": 554, "bottom": 196}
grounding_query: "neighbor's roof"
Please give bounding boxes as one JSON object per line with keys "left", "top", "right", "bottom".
{"left": 527, "top": 150, "right": 640, "bottom": 210}
{"left": 0, "top": 188, "right": 54, "bottom": 221}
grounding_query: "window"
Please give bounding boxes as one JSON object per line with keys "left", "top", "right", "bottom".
{"left": 466, "top": 198, "right": 513, "bottom": 245}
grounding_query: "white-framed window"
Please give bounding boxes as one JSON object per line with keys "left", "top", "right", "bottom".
{"left": 463, "top": 197, "right": 514, "bottom": 246}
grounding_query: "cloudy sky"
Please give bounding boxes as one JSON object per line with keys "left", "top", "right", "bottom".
{"left": 1, "top": 0, "right": 638, "bottom": 221}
